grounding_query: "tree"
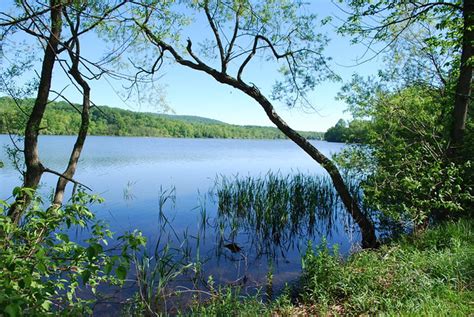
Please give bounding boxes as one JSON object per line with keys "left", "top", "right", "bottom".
{"left": 324, "top": 119, "right": 348, "bottom": 142}
{"left": 1, "top": 0, "right": 129, "bottom": 222}
{"left": 338, "top": 0, "right": 472, "bottom": 156}
{"left": 127, "top": 0, "right": 378, "bottom": 248}
{"left": 324, "top": 119, "right": 371, "bottom": 143}
{"left": 338, "top": 78, "right": 473, "bottom": 231}
{"left": 333, "top": 1, "right": 473, "bottom": 228}
{"left": 2, "top": 0, "right": 64, "bottom": 223}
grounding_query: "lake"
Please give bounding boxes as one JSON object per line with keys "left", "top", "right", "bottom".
{"left": 0, "top": 135, "right": 361, "bottom": 307}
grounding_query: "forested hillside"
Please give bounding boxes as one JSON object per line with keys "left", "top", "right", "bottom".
{"left": 0, "top": 97, "right": 323, "bottom": 140}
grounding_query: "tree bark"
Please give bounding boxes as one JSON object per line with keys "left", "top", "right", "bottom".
{"left": 52, "top": 23, "right": 91, "bottom": 206}
{"left": 451, "top": 0, "right": 473, "bottom": 153}
{"left": 8, "top": 0, "right": 63, "bottom": 223}
{"left": 52, "top": 65, "right": 90, "bottom": 206}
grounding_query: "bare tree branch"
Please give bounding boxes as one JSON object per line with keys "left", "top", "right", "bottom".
{"left": 43, "top": 167, "right": 92, "bottom": 191}
{"left": 203, "top": 1, "right": 226, "bottom": 72}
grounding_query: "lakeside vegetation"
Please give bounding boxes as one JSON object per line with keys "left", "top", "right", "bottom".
{"left": 215, "top": 172, "right": 349, "bottom": 256}
{"left": 192, "top": 218, "right": 473, "bottom": 316}
{"left": 324, "top": 119, "right": 370, "bottom": 143}
{"left": 0, "top": 97, "right": 324, "bottom": 140}
{"left": 1, "top": 0, "right": 473, "bottom": 316}
{"left": 2, "top": 177, "right": 471, "bottom": 316}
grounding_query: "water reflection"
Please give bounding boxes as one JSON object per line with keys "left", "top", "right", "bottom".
{"left": 114, "top": 173, "right": 361, "bottom": 315}
{"left": 0, "top": 135, "right": 359, "bottom": 312}
{"left": 212, "top": 172, "right": 353, "bottom": 261}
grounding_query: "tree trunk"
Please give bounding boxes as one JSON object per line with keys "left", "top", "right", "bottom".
{"left": 228, "top": 80, "right": 378, "bottom": 248}
{"left": 193, "top": 71, "right": 378, "bottom": 248}
{"left": 52, "top": 39, "right": 91, "bottom": 206}
{"left": 8, "top": 0, "right": 63, "bottom": 223}
{"left": 52, "top": 82, "right": 90, "bottom": 206}
{"left": 451, "top": 0, "right": 473, "bottom": 154}
{"left": 141, "top": 29, "right": 379, "bottom": 248}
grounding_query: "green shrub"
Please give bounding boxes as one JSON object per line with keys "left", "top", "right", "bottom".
{"left": 337, "top": 84, "right": 473, "bottom": 229}
{"left": 0, "top": 188, "right": 146, "bottom": 316}
{"left": 300, "top": 239, "right": 343, "bottom": 305}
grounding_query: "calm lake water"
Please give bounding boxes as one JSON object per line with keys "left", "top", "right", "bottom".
{"left": 0, "top": 135, "right": 361, "bottom": 305}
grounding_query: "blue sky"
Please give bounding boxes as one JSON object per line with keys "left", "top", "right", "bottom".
{"left": 0, "top": 0, "right": 383, "bottom": 132}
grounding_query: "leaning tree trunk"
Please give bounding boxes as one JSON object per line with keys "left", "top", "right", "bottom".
{"left": 51, "top": 82, "right": 90, "bottom": 206}
{"left": 52, "top": 33, "right": 91, "bottom": 206}
{"left": 451, "top": 0, "right": 473, "bottom": 155}
{"left": 231, "top": 80, "right": 378, "bottom": 249}
{"left": 140, "top": 30, "right": 379, "bottom": 248}
{"left": 8, "top": 0, "right": 63, "bottom": 223}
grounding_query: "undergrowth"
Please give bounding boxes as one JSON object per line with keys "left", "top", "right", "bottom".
{"left": 188, "top": 218, "right": 473, "bottom": 316}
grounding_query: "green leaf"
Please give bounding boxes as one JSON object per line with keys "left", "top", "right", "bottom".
{"left": 104, "top": 261, "right": 113, "bottom": 275}
{"left": 7, "top": 261, "right": 16, "bottom": 271}
{"left": 41, "top": 300, "right": 52, "bottom": 311}
{"left": 23, "top": 276, "right": 32, "bottom": 288}
{"left": 37, "top": 262, "right": 47, "bottom": 273}
{"left": 116, "top": 265, "right": 127, "bottom": 280}
{"left": 57, "top": 233, "right": 70, "bottom": 243}
{"left": 86, "top": 246, "right": 96, "bottom": 260}
{"left": 0, "top": 199, "right": 9, "bottom": 208}
{"left": 12, "top": 187, "right": 21, "bottom": 197}
{"left": 81, "top": 270, "right": 91, "bottom": 285}
{"left": 4, "top": 304, "right": 20, "bottom": 317}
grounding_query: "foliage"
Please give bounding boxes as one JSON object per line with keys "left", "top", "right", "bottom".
{"left": 300, "top": 239, "right": 343, "bottom": 305}
{"left": 187, "top": 283, "right": 299, "bottom": 317}
{"left": 0, "top": 189, "right": 146, "bottom": 316}
{"left": 182, "top": 219, "right": 474, "bottom": 316}
{"left": 131, "top": 244, "right": 195, "bottom": 315}
{"left": 0, "top": 97, "right": 323, "bottom": 140}
{"left": 299, "top": 218, "right": 473, "bottom": 315}
{"left": 338, "top": 0, "right": 464, "bottom": 65}
{"left": 128, "top": 0, "right": 338, "bottom": 109}
{"left": 336, "top": 79, "right": 473, "bottom": 228}
{"left": 187, "top": 287, "right": 268, "bottom": 317}
{"left": 324, "top": 119, "right": 371, "bottom": 143}
{"left": 333, "top": 0, "right": 472, "bottom": 233}
{"left": 324, "top": 119, "right": 348, "bottom": 143}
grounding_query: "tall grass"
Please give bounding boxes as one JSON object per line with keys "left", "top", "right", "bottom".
{"left": 299, "top": 218, "right": 474, "bottom": 315}
{"left": 213, "top": 172, "right": 359, "bottom": 257}
{"left": 124, "top": 186, "right": 202, "bottom": 316}
{"left": 189, "top": 218, "right": 474, "bottom": 316}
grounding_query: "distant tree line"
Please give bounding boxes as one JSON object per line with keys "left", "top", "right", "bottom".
{"left": 0, "top": 97, "right": 323, "bottom": 140}
{"left": 324, "top": 119, "right": 370, "bottom": 143}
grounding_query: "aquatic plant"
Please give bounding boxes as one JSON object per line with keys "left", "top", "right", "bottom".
{"left": 213, "top": 172, "right": 359, "bottom": 257}
{"left": 190, "top": 219, "right": 474, "bottom": 316}
{"left": 125, "top": 186, "right": 201, "bottom": 316}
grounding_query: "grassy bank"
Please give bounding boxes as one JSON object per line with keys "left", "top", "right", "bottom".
{"left": 190, "top": 218, "right": 473, "bottom": 316}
